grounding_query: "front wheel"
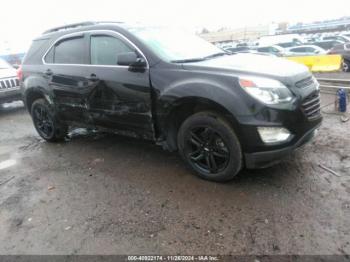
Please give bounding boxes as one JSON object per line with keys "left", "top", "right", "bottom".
{"left": 342, "top": 60, "right": 350, "bottom": 72}
{"left": 31, "top": 98, "right": 67, "bottom": 142}
{"left": 177, "top": 112, "right": 242, "bottom": 182}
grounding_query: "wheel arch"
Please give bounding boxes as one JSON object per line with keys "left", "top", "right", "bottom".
{"left": 159, "top": 96, "right": 243, "bottom": 152}
{"left": 24, "top": 87, "right": 50, "bottom": 114}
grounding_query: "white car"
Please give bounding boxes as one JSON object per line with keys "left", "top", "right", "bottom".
{"left": 322, "top": 35, "right": 350, "bottom": 43}
{"left": 286, "top": 45, "right": 327, "bottom": 56}
{"left": 256, "top": 45, "right": 291, "bottom": 56}
{"left": 0, "top": 58, "right": 21, "bottom": 104}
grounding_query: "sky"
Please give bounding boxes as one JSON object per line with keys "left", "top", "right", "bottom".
{"left": 1, "top": 0, "right": 349, "bottom": 53}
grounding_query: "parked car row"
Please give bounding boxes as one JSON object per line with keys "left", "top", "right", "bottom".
{"left": 224, "top": 44, "right": 326, "bottom": 57}
{"left": 222, "top": 31, "right": 350, "bottom": 72}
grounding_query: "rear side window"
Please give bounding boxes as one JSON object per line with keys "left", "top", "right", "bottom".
{"left": 54, "top": 36, "right": 86, "bottom": 64}
{"left": 45, "top": 48, "right": 54, "bottom": 63}
{"left": 90, "top": 35, "right": 134, "bottom": 65}
{"left": 23, "top": 39, "right": 51, "bottom": 65}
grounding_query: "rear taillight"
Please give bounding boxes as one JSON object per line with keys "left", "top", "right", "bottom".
{"left": 16, "top": 65, "right": 23, "bottom": 81}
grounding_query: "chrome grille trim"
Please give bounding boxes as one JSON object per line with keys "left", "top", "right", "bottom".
{"left": 301, "top": 92, "right": 321, "bottom": 120}
{"left": 0, "top": 77, "right": 20, "bottom": 91}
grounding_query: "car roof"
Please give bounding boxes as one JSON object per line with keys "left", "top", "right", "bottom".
{"left": 35, "top": 21, "right": 145, "bottom": 40}
{"left": 289, "top": 45, "right": 320, "bottom": 48}
{"left": 31, "top": 21, "right": 163, "bottom": 66}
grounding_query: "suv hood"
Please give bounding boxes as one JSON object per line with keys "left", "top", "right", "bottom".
{"left": 182, "top": 53, "right": 310, "bottom": 81}
{"left": 0, "top": 68, "right": 17, "bottom": 79}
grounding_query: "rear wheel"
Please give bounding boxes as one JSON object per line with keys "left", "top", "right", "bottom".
{"left": 31, "top": 98, "right": 67, "bottom": 142}
{"left": 177, "top": 112, "right": 242, "bottom": 182}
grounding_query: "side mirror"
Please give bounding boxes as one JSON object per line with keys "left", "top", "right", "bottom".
{"left": 117, "top": 52, "right": 146, "bottom": 68}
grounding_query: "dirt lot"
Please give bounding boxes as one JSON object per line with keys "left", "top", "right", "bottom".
{"left": 0, "top": 92, "right": 349, "bottom": 255}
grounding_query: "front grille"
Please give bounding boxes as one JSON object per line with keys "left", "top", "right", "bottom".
{"left": 301, "top": 92, "right": 321, "bottom": 120}
{"left": 0, "top": 77, "right": 19, "bottom": 90}
{"left": 295, "top": 76, "right": 314, "bottom": 88}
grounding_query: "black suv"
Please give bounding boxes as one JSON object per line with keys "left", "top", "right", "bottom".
{"left": 20, "top": 22, "right": 322, "bottom": 182}
{"left": 328, "top": 43, "right": 350, "bottom": 72}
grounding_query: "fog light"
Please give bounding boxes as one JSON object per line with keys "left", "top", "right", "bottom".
{"left": 257, "top": 127, "right": 291, "bottom": 144}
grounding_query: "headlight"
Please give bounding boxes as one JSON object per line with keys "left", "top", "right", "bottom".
{"left": 257, "top": 127, "right": 291, "bottom": 143}
{"left": 239, "top": 76, "right": 293, "bottom": 104}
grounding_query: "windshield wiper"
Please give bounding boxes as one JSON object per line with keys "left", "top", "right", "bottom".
{"left": 171, "top": 58, "right": 206, "bottom": 63}
{"left": 171, "top": 52, "right": 229, "bottom": 63}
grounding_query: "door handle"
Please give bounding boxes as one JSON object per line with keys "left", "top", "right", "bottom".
{"left": 87, "top": 74, "right": 99, "bottom": 82}
{"left": 45, "top": 69, "right": 53, "bottom": 76}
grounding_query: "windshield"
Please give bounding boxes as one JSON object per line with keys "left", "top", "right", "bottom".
{"left": 130, "top": 27, "right": 224, "bottom": 62}
{"left": 0, "top": 59, "right": 11, "bottom": 69}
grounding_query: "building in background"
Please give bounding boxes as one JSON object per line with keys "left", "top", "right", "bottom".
{"left": 199, "top": 23, "right": 278, "bottom": 44}
{"left": 282, "top": 16, "right": 350, "bottom": 34}
{"left": 199, "top": 16, "right": 350, "bottom": 45}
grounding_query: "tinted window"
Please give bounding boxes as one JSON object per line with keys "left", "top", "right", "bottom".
{"left": 54, "top": 36, "right": 86, "bottom": 64}
{"left": 290, "top": 47, "right": 305, "bottom": 52}
{"left": 90, "top": 35, "right": 134, "bottom": 65}
{"left": 304, "top": 47, "right": 315, "bottom": 52}
{"left": 227, "top": 47, "right": 249, "bottom": 52}
{"left": 278, "top": 42, "right": 296, "bottom": 48}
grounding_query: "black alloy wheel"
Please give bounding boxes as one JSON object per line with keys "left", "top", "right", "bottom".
{"left": 32, "top": 103, "right": 55, "bottom": 139}
{"left": 185, "top": 126, "right": 230, "bottom": 174}
{"left": 31, "top": 98, "right": 67, "bottom": 142}
{"left": 177, "top": 111, "right": 242, "bottom": 182}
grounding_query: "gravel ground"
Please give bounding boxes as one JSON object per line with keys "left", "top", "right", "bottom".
{"left": 0, "top": 92, "right": 349, "bottom": 255}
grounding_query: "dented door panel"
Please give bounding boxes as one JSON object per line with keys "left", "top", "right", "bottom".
{"left": 48, "top": 65, "right": 94, "bottom": 123}
{"left": 86, "top": 66, "right": 154, "bottom": 138}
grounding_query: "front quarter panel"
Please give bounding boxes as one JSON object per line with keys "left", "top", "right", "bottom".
{"left": 152, "top": 67, "right": 255, "bottom": 120}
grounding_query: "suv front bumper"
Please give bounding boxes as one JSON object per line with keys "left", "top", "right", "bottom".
{"left": 244, "top": 123, "right": 320, "bottom": 169}
{"left": 0, "top": 88, "right": 22, "bottom": 104}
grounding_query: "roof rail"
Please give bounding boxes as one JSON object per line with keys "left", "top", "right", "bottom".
{"left": 42, "top": 21, "right": 124, "bottom": 35}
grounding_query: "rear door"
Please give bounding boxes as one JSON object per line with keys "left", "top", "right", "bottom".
{"left": 43, "top": 33, "right": 94, "bottom": 123}
{"left": 85, "top": 31, "right": 154, "bottom": 138}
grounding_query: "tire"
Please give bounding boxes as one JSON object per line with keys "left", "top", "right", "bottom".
{"left": 177, "top": 111, "right": 242, "bottom": 182}
{"left": 31, "top": 98, "right": 67, "bottom": 142}
{"left": 342, "top": 60, "right": 350, "bottom": 72}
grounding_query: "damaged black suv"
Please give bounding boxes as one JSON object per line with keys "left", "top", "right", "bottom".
{"left": 20, "top": 22, "right": 322, "bottom": 181}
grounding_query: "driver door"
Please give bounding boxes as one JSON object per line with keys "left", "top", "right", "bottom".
{"left": 85, "top": 31, "right": 154, "bottom": 138}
